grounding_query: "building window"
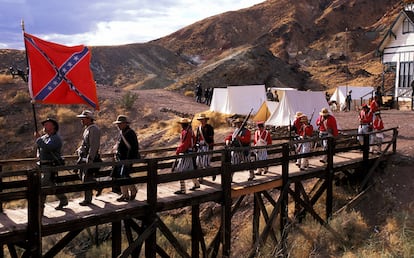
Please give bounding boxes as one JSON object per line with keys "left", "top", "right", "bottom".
{"left": 403, "top": 19, "right": 414, "bottom": 34}
{"left": 399, "top": 61, "right": 414, "bottom": 88}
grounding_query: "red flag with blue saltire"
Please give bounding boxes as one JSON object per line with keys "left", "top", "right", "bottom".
{"left": 24, "top": 32, "right": 99, "bottom": 110}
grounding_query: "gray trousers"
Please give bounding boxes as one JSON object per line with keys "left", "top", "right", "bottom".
{"left": 41, "top": 169, "right": 68, "bottom": 206}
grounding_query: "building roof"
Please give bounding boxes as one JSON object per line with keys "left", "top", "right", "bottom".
{"left": 377, "top": 10, "right": 414, "bottom": 56}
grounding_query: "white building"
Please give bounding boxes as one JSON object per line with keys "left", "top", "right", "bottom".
{"left": 377, "top": 3, "right": 414, "bottom": 106}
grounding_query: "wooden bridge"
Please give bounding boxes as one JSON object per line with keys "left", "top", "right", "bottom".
{"left": 0, "top": 128, "right": 398, "bottom": 257}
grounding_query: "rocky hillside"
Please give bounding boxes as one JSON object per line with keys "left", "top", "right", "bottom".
{"left": 0, "top": 0, "right": 404, "bottom": 93}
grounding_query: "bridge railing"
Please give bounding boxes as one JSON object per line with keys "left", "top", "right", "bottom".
{"left": 0, "top": 127, "right": 398, "bottom": 213}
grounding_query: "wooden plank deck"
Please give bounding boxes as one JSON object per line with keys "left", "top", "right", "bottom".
{"left": 0, "top": 149, "right": 373, "bottom": 245}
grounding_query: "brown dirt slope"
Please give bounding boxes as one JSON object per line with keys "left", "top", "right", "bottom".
{"left": 0, "top": 0, "right": 404, "bottom": 93}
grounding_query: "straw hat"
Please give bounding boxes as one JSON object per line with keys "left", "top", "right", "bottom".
{"left": 113, "top": 115, "right": 130, "bottom": 124}
{"left": 300, "top": 116, "right": 308, "bottom": 123}
{"left": 232, "top": 117, "right": 243, "bottom": 124}
{"left": 76, "top": 110, "right": 95, "bottom": 120}
{"left": 256, "top": 121, "right": 265, "bottom": 126}
{"left": 295, "top": 111, "right": 304, "bottom": 118}
{"left": 178, "top": 117, "right": 191, "bottom": 124}
{"left": 196, "top": 113, "right": 209, "bottom": 120}
{"left": 319, "top": 108, "right": 330, "bottom": 116}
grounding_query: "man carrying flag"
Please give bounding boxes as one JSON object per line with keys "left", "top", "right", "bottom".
{"left": 24, "top": 32, "right": 99, "bottom": 110}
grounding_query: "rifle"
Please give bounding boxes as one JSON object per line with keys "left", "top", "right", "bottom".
{"left": 231, "top": 108, "right": 253, "bottom": 147}
{"left": 309, "top": 108, "right": 315, "bottom": 124}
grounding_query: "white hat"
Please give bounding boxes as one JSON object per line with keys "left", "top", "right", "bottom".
{"left": 76, "top": 110, "right": 95, "bottom": 120}
{"left": 178, "top": 117, "right": 191, "bottom": 124}
{"left": 196, "top": 113, "right": 209, "bottom": 120}
{"left": 295, "top": 111, "right": 304, "bottom": 118}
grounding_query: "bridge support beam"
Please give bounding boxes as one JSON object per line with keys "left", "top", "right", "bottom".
{"left": 26, "top": 169, "right": 42, "bottom": 257}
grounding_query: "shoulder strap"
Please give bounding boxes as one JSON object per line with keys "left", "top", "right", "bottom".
{"left": 198, "top": 125, "right": 206, "bottom": 141}
{"left": 120, "top": 129, "right": 132, "bottom": 150}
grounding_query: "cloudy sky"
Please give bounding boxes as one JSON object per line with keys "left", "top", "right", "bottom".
{"left": 0, "top": 0, "right": 264, "bottom": 50}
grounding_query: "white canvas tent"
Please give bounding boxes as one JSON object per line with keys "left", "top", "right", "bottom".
{"left": 253, "top": 101, "right": 279, "bottom": 122}
{"left": 330, "top": 86, "right": 374, "bottom": 111}
{"left": 266, "top": 90, "right": 332, "bottom": 129}
{"left": 269, "top": 87, "right": 297, "bottom": 102}
{"left": 209, "top": 85, "right": 267, "bottom": 115}
{"left": 209, "top": 88, "right": 228, "bottom": 114}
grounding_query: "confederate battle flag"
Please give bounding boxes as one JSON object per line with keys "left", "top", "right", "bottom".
{"left": 24, "top": 32, "right": 99, "bottom": 110}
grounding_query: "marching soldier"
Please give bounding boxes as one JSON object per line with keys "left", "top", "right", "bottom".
{"left": 174, "top": 118, "right": 200, "bottom": 194}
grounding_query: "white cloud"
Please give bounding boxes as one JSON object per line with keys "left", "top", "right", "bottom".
{"left": 0, "top": 0, "right": 264, "bottom": 49}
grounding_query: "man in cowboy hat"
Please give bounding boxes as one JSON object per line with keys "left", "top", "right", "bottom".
{"left": 225, "top": 117, "right": 254, "bottom": 181}
{"left": 174, "top": 117, "right": 199, "bottom": 194}
{"left": 75, "top": 110, "right": 101, "bottom": 206}
{"left": 316, "top": 107, "right": 338, "bottom": 163}
{"left": 35, "top": 117, "right": 68, "bottom": 211}
{"left": 195, "top": 113, "right": 215, "bottom": 181}
{"left": 112, "top": 115, "right": 139, "bottom": 202}
{"left": 291, "top": 111, "right": 304, "bottom": 135}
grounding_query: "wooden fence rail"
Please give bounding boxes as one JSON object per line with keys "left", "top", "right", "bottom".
{"left": 0, "top": 128, "right": 398, "bottom": 257}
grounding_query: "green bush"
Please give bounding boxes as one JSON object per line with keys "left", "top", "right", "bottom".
{"left": 119, "top": 91, "right": 138, "bottom": 110}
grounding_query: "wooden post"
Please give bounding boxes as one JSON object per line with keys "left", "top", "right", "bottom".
{"left": 326, "top": 137, "right": 335, "bottom": 220}
{"left": 191, "top": 204, "right": 200, "bottom": 258}
{"left": 112, "top": 221, "right": 121, "bottom": 257}
{"left": 26, "top": 169, "right": 42, "bottom": 257}
{"left": 253, "top": 193, "right": 259, "bottom": 244}
{"left": 392, "top": 128, "right": 398, "bottom": 154}
{"left": 294, "top": 182, "right": 301, "bottom": 221}
{"left": 280, "top": 143, "right": 290, "bottom": 255}
{"left": 221, "top": 149, "right": 232, "bottom": 257}
{"left": 145, "top": 159, "right": 158, "bottom": 257}
{"left": 0, "top": 165, "right": 3, "bottom": 213}
{"left": 362, "top": 134, "right": 370, "bottom": 169}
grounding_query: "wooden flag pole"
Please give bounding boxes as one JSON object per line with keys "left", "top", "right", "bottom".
{"left": 21, "top": 19, "right": 38, "bottom": 132}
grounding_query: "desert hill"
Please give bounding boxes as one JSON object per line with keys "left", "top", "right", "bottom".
{"left": 0, "top": 0, "right": 404, "bottom": 93}
{"left": 0, "top": 0, "right": 408, "bottom": 159}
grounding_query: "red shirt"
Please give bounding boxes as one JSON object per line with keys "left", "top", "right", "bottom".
{"left": 316, "top": 115, "right": 339, "bottom": 137}
{"left": 293, "top": 117, "right": 301, "bottom": 134}
{"left": 370, "top": 100, "right": 379, "bottom": 113}
{"left": 373, "top": 117, "right": 384, "bottom": 130}
{"left": 254, "top": 129, "right": 272, "bottom": 145}
{"left": 299, "top": 124, "right": 313, "bottom": 138}
{"left": 176, "top": 127, "right": 195, "bottom": 154}
{"left": 359, "top": 110, "right": 373, "bottom": 125}
{"left": 225, "top": 127, "right": 251, "bottom": 146}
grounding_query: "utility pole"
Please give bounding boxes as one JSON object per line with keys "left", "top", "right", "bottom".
{"left": 345, "top": 27, "right": 349, "bottom": 98}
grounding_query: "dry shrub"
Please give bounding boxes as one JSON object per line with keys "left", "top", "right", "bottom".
{"left": 11, "top": 90, "right": 30, "bottom": 104}
{"left": 379, "top": 208, "right": 414, "bottom": 257}
{"left": 119, "top": 91, "right": 138, "bottom": 110}
{"left": 0, "top": 74, "right": 14, "bottom": 84}
{"left": 168, "top": 118, "right": 183, "bottom": 135}
{"left": 0, "top": 116, "right": 5, "bottom": 128}
{"left": 286, "top": 210, "right": 369, "bottom": 256}
{"left": 157, "top": 214, "right": 192, "bottom": 254}
{"left": 166, "top": 112, "right": 228, "bottom": 137}
{"left": 56, "top": 108, "right": 78, "bottom": 124}
{"left": 193, "top": 111, "right": 231, "bottom": 129}
{"left": 329, "top": 210, "right": 369, "bottom": 249}
{"left": 184, "top": 90, "right": 194, "bottom": 97}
